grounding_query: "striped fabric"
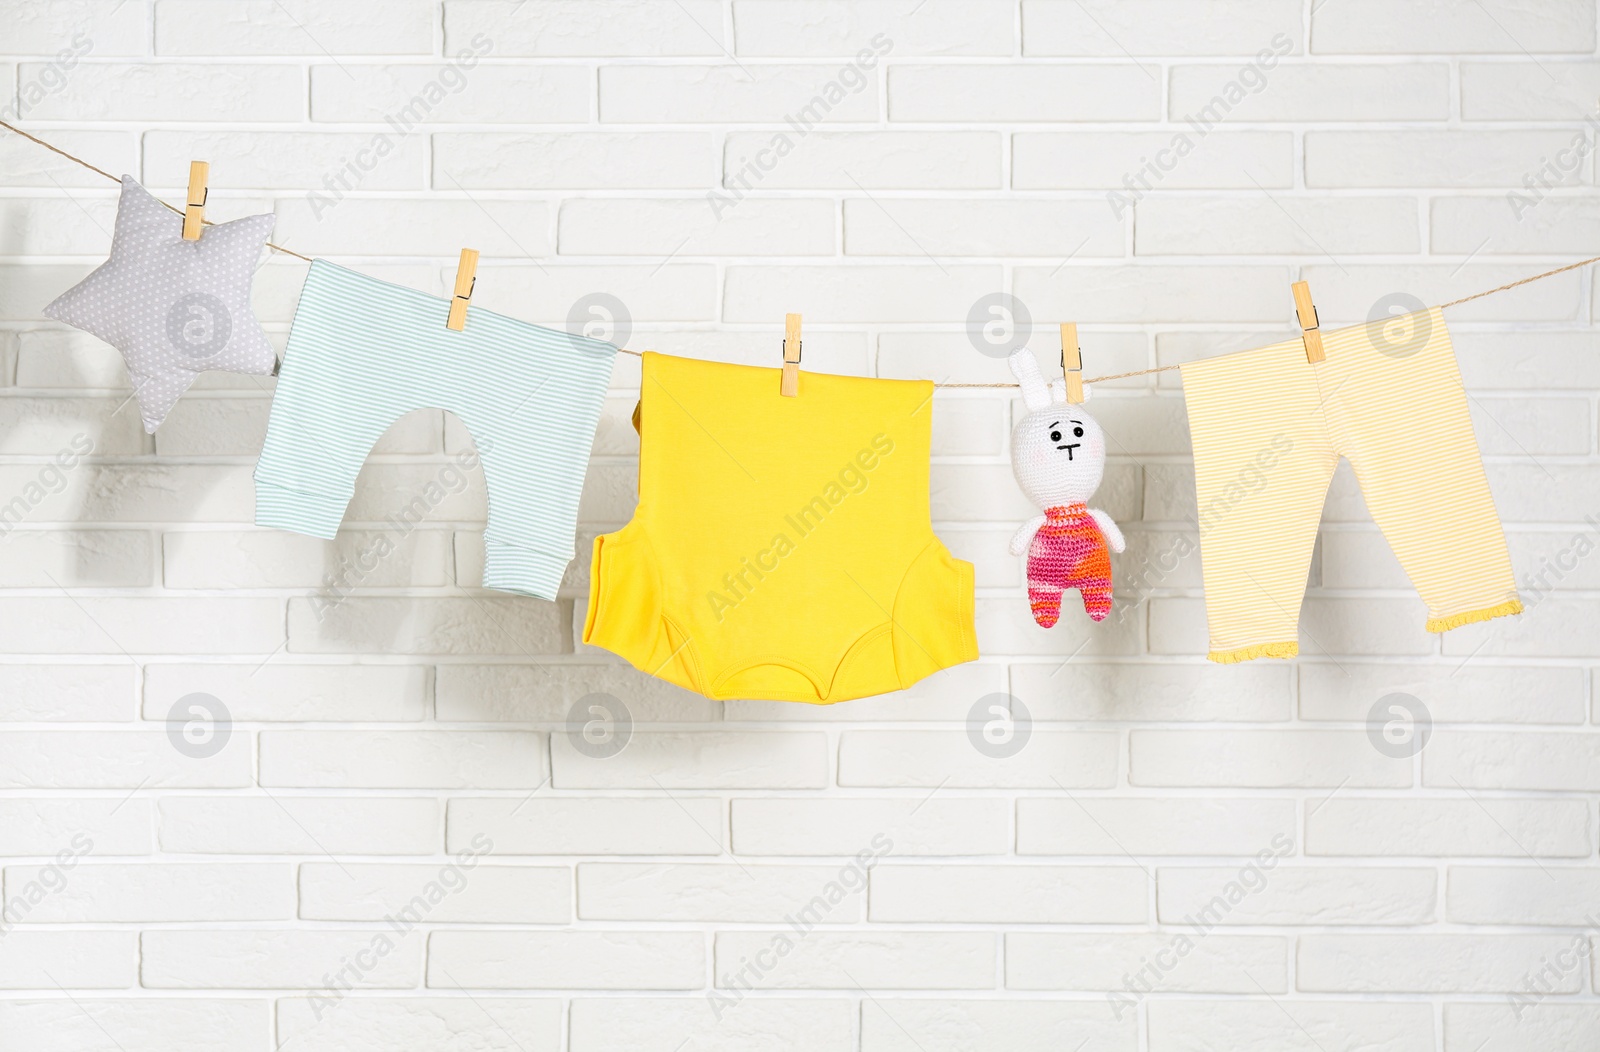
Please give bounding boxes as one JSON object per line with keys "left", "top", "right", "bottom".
{"left": 1181, "top": 306, "right": 1520, "bottom": 663}
{"left": 1028, "top": 502, "right": 1113, "bottom": 626}
{"left": 254, "top": 259, "right": 617, "bottom": 600}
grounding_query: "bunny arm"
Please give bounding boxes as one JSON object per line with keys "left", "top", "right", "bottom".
{"left": 1009, "top": 514, "right": 1048, "bottom": 556}
{"left": 1088, "top": 508, "right": 1125, "bottom": 553}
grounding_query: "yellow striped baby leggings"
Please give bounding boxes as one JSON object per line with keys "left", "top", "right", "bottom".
{"left": 1180, "top": 306, "right": 1521, "bottom": 663}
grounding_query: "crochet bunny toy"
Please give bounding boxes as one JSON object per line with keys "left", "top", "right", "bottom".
{"left": 1007, "top": 348, "right": 1125, "bottom": 626}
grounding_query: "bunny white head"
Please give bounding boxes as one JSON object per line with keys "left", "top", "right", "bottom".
{"left": 1008, "top": 348, "right": 1107, "bottom": 509}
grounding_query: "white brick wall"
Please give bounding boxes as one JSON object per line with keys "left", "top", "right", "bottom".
{"left": 0, "top": 1, "right": 1597, "bottom": 1049}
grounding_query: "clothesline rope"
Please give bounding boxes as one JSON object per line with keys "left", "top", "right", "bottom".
{"left": 5, "top": 118, "right": 1597, "bottom": 389}
{"left": 0, "top": 119, "right": 316, "bottom": 263}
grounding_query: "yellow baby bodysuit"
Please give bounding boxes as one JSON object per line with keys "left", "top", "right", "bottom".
{"left": 584, "top": 352, "right": 977, "bottom": 703}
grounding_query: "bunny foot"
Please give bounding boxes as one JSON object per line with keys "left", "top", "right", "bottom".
{"left": 1029, "top": 584, "right": 1063, "bottom": 628}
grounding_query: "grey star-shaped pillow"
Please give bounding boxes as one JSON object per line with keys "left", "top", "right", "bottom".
{"left": 44, "top": 176, "right": 278, "bottom": 432}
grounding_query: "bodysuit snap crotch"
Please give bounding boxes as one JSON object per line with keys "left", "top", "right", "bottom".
{"left": 583, "top": 352, "right": 978, "bottom": 704}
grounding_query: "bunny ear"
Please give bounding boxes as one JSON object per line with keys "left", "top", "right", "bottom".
{"left": 1007, "top": 349, "right": 1051, "bottom": 412}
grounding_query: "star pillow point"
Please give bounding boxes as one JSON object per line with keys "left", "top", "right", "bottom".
{"left": 44, "top": 175, "right": 278, "bottom": 433}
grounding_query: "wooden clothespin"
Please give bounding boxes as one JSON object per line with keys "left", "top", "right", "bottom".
{"left": 1060, "top": 322, "right": 1085, "bottom": 404}
{"left": 1291, "top": 280, "right": 1325, "bottom": 364}
{"left": 447, "top": 248, "right": 479, "bottom": 332}
{"left": 780, "top": 312, "right": 802, "bottom": 397}
{"left": 182, "top": 161, "right": 209, "bottom": 241}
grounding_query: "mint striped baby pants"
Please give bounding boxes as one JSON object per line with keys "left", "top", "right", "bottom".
{"left": 254, "top": 259, "right": 616, "bottom": 600}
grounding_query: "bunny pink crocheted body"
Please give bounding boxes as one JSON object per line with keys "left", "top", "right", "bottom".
{"left": 1028, "top": 502, "right": 1112, "bottom": 626}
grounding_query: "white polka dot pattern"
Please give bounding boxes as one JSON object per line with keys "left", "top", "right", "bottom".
{"left": 43, "top": 176, "right": 278, "bottom": 433}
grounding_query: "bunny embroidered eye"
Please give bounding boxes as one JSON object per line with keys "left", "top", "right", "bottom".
{"left": 1073, "top": 426, "right": 1084, "bottom": 438}
{"left": 1049, "top": 428, "right": 1062, "bottom": 442}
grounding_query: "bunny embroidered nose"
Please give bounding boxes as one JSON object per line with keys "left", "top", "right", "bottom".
{"left": 1056, "top": 443, "right": 1079, "bottom": 458}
